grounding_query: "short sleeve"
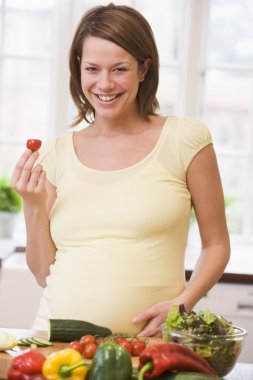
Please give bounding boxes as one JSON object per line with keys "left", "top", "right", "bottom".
{"left": 37, "top": 138, "right": 57, "bottom": 186}
{"left": 178, "top": 117, "right": 212, "bottom": 172}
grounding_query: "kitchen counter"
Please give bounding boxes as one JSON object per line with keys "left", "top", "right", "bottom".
{"left": 224, "top": 363, "right": 253, "bottom": 379}
{"left": 1, "top": 247, "right": 253, "bottom": 284}
{"left": 185, "top": 239, "right": 253, "bottom": 283}
{"left": 0, "top": 328, "right": 158, "bottom": 379}
{"left": 1, "top": 219, "right": 253, "bottom": 279}
{"left": 0, "top": 328, "right": 252, "bottom": 379}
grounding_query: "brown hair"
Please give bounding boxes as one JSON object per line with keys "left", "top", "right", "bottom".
{"left": 69, "top": 3, "right": 160, "bottom": 126}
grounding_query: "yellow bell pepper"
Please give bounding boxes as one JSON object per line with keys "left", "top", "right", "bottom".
{"left": 42, "top": 348, "right": 87, "bottom": 380}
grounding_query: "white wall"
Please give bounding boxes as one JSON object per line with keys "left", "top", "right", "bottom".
{"left": 0, "top": 253, "right": 43, "bottom": 328}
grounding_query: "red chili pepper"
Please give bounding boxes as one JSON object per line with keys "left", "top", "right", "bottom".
{"left": 162, "top": 343, "right": 217, "bottom": 375}
{"left": 7, "top": 349, "right": 46, "bottom": 380}
{"left": 138, "top": 343, "right": 218, "bottom": 379}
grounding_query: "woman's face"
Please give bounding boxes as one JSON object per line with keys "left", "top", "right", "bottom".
{"left": 80, "top": 36, "right": 144, "bottom": 120}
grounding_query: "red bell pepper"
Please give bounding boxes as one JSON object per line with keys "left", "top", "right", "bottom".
{"left": 7, "top": 349, "right": 46, "bottom": 380}
{"left": 138, "top": 343, "right": 218, "bottom": 379}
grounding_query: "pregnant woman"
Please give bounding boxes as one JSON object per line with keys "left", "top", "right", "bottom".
{"left": 11, "top": 3, "right": 230, "bottom": 336}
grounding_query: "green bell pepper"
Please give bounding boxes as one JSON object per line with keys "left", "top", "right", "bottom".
{"left": 86, "top": 341, "right": 132, "bottom": 380}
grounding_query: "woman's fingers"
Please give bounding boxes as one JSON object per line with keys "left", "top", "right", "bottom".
{"left": 12, "top": 151, "right": 40, "bottom": 193}
{"left": 27, "top": 165, "right": 44, "bottom": 191}
{"left": 10, "top": 149, "right": 47, "bottom": 210}
{"left": 18, "top": 151, "right": 40, "bottom": 185}
{"left": 11, "top": 150, "right": 32, "bottom": 185}
{"left": 132, "top": 307, "right": 155, "bottom": 324}
{"left": 36, "top": 170, "right": 46, "bottom": 193}
{"left": 132, "top": 307, "right": 161, "bottom": 337}
{"left": 133, "top": 300, "right": 172, "bottom": 337}
{"left": 137, "top": 317, "right": 162, "bottom": 337}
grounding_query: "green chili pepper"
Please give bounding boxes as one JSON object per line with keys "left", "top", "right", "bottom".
{"left": 86, "top": 341, "right": 132, "bottom": 380}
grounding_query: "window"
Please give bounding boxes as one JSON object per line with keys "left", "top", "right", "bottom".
{"left": 0, "top": 0, "right": 253, "bottom": 247}
{"left": 0, "top": 0, "right": 55, "bottom": 173}
{"left": 201, "top": 0, "right": 253, "bottom": 242}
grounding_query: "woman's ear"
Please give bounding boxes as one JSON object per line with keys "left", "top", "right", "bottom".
{"left": 139, "top": 58, "right": 151, "bottom": 82}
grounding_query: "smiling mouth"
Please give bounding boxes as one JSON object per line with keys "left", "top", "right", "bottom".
{"left": 96, "top": 94, "right": 122, "bottom": 102}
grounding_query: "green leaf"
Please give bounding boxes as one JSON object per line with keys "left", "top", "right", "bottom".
{"left": 199, "top": 309, "right": 217, "bottom": 325}
{"left": 165, "top": 305, "right": 186, "bottom": 330}
{"left": 0, "top": 176, "right": 22, "bottom": 213}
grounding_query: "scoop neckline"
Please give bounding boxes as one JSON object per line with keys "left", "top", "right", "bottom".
{"left": 70, "top": 116, "right": 174, "bottom": 174}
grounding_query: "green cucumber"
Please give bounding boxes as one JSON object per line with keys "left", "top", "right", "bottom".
{"left": 25, "top": 338, "right": 37, "bottom": 346}
{"left": 18, "top": 338, "right": 30, "bottom": 346}
{"left": 18, "top": 337, "right": 52, "bottom": 347}
{"left": 154, "top": 373, "right": 223, "bottom": 380}
{"left": 32, "top": 337, "right": 53, "bottom": 347}
{"left": 49, "top": 319, "right": 112, "bottom": 342}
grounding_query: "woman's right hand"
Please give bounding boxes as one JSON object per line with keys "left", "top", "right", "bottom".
{"left": 11, "top": 149, "right": 47, "bottom": 209}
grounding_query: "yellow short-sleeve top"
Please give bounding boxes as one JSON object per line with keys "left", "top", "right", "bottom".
{"left": 32, "top": 116, "right": 212, "bottom": 333}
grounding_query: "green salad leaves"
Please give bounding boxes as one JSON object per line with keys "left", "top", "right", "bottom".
{"left": 165, "top": 305, "right": 235, "bottom": 336}
{"left": 163, "top": 305, "right": 245, "bottom": 376}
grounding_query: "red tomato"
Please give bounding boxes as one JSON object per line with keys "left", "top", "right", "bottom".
{"left": 80, "top": 335, "right": 96, "bottom": 346}
{"left": 113, "top": 337, "right": 128, "bottom": 344}
{"left": 26, "top": 139, "right": 42, "bottom": 151}
{"left": 131, "top": 339, "right": 146, "bottom": 356}
{"left": 116, "top": 339, "right": 133, "bottom": 355}
{"left": 83, "top": 342, "right": 97, "bottom": 359}
{"left": 96, "top": 337, "right": 104, "bottom": 346}
{"left": 67, "top": 341, "right": 83, "bottom": 354}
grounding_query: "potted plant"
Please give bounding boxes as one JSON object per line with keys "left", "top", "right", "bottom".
{"left": 0, "top": 176, "right": 22, "bottom": 238}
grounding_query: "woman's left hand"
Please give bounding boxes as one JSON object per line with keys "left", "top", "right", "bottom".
{"left": 132, "top": 300, "right": 174, "bottom": 337}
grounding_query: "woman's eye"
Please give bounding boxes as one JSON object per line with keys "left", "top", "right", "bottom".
{"left": 114, "top": 67, "right": 127, "bottom": 72}
{"left": 85, "top": 67, "right": 97, "bottom": 72}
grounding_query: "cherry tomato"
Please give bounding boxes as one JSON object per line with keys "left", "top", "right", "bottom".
{"left": 115, "top": 339, "right": 133, "bottom": 355}
{"left": 80, "top": 335, "right": 96, "bottom": 346}
{"left": 83, "top": 342, "right": 97, "bottom": 359}
{"left": 131, "top": 339, "right": 146, "bottom": 356}
{"left": 26, "top": 139, "right": 42, "bottom": 151}
{"left": 113, "top": 337, "right": 128, "bottom": 344}
{"left": 96, "top": 337, "right": 105, "bottom": 346}
{"left": 67, "top": 341, "right": 83, "bottom": 354}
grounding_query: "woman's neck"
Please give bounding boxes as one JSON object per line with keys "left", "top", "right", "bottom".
{"left": 88, "top": 114, "right": 152, "bottom": 137}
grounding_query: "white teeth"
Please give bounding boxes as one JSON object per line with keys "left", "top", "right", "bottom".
{"left": 98, "top": 95, "right": 117, "bottom": 101}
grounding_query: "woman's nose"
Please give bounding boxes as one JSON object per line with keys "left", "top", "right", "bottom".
{"left": 97, "top": 70, "right": 114, "bottom": 91}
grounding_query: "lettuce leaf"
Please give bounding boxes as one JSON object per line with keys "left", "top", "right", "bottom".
{"left": 199, "top": 309, "right": 217, "bottom": 325}
{"left": 165, "top": 304, "right": 186, "bottom": 330}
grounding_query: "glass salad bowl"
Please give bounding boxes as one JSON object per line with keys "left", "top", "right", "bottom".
{"left": 161, "top": 323, "right": 247, "bottom": 376}
{"left": 161, "top": 305, "right": 248, "bottom": 377}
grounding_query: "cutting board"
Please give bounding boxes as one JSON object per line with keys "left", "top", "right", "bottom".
{"left": 0, "top": 328, "right": 162, "bottom": 379}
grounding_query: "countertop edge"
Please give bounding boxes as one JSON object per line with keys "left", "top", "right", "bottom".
{"left": 1, "top": 246, "right": 253, "bottom": 284}
{"left": 186, "top": 270, "right": 253, "bottom": 284}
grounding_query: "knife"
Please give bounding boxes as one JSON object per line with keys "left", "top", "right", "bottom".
{"left": 4, "top": 346, "right": 24, "bottom": 357}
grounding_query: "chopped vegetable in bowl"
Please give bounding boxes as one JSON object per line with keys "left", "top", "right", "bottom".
{"left": 162, "top": 305, "right": 247, "bottom": 376}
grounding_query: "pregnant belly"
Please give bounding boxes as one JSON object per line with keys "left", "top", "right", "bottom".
{"left": 42, "top": 246, "right": 184, "bottom": 334}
